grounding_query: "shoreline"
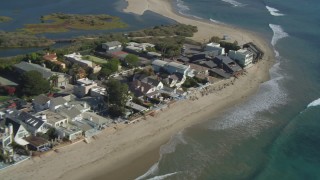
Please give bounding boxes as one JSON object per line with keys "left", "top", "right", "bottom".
{"left": 0, "top": 0, "right": 275, "bottom": 180}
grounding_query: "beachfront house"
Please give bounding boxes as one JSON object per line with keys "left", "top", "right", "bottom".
{"left": 4, "top": 119, "right": 30, "bottom": 147}
{"left": 213, "top": 55, "right": 242, "bottom": 75}
{"left": 228, "top": 49, "right": 254, "bottom": 68}
{"left": 55, "top": 124, "right": 82, "bottom": 141}
{"left": 6, "top": 110, "right": 48, "bottom": 135}
{"left": 24, "top": 136, "right": 50, "bottom": 151}
{"left": 0, "top": 125, "right": 14, "bottom": 160}
{"left": 14, "top": 61, "right": 70, "bottom": 87}
{"left": 102, "top": 41, "right": 122, "bottom": 51}
{"left": 205, "top": 42, "right": 225, "bottom": 55}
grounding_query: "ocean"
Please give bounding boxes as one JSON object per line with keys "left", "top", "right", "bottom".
{"left": 137, "top": 0, "right": 320, "bottom": 179}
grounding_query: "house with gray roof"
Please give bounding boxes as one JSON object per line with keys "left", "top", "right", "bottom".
{"left": 14, "top": 61, "right": 69, "bottom": 87}
{"left": 33, "top": 94, "right": 51, "bottom": 112}
{"left": 49, "top": 97, "right": 68, "bottom": 111}
{"left": 213, "top": 55, "right": 242, "bottom": 74}
{"left": 7, "top": 111, "right": 48, "bottom": 135}
{"left": 58, "top": 107, "right": 82, "bottom": 122}
{"left": 35, "top": 110, "right": 68, "bottom": 128}
{"left": 102, "top": 41, "right": 122, "bottom": 51}
{"left": 141, "top": 76, "right": 163, "bottom": 90}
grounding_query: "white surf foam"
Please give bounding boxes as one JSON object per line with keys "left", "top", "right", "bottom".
{"left": 146, "top": 172, "right": 180, "bottom": 180}
{"left": 175, "top": 0, "right": 203, "bottom": 19}
{"left": 135, "top": 162, "right": 159, "bottom": 180}
{"left": 307, "top": 98, "right": 320, "bottom": 108}
{"left": 176, "top": 0, "right": 190, "bottom": 14}
{"left": 212, "top": 62, "right": 287, "bottom": 131}
{"left": 266, "top": 6, "right": 285, "bottom": 16}
{"left": 210, "top": 18, "right": 223, "bottom": 24}
{"left": 136, "top": 131, "right": 186, "bottom": 180}
{"left": 221, "top": 0, "right": 245, "bottom": 7}
{"left": 269, "top": 24, "right": 289, "bottom": 56}
{"left": 160, "top": 131, "right": 187, "bottom": 154}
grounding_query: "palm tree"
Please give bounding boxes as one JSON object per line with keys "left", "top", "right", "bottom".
{"left": 50, "top": 74, "right": 59, "bottom": 89}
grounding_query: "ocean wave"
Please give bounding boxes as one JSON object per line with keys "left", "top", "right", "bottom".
{"left": 135, "top": 162, "right": 159, "bottom": 180}
{"left": 212, "top": 62, "right": 287, "bottom": 131}
{"left": 221, "top": 0, "right": 246, "bottom": 7}
{"left": 269, "top": 24, "right": 289, "bottom": 48}
{"left": 175, "top": 0, "right": 203, "bottom": 19}
{"left": 146, "top": 172, "right": 180, "bottom": 180}
{"left": 266, "top": 6, "right": 285, "bottom": 16}
{"left": 210, "top": 18, "right": 223, "bottom": 24}
{"left": 136, "top": 131, "right": 186, "bottom": 180}
{"left": 307, "top": 98, "right": 320, "bottom": 108}
{"left": 176, "top": 0, "right": 190, "bottom": 13}
{"left": 160, "top": 131, "right": 187, "bottom": 155}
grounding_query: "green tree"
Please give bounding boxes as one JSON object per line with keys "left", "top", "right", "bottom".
{"left": 21, "top": 71, "right": 50, "bottom": 96}
{"left": 26, "top": 52, "right": 43, "bottom": 64}
{"left": 46, "top": 127, "right": 58, "bottom": 140}
{"left": 99, "top": 58, "right": 119, "bottom": 78}
{"left": 105, "top": 79, "right": 129, "bottom": 117}
{"left": 124, "top": 54, "right": 139, "bottom": 68}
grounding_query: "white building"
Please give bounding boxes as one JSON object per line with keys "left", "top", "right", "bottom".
{"left": 152, "top": 60, "right": 194, "bottom": 77}
{"left": 205, "top": 42, "right": 225, "bottom": 55}
{"left": 228, "top": 49, "right": 254, "bottom": 67}
{"left": 73, "top": 78, "right": 98, "bottom": 97}
{"left": 64, "top": 53, "right": 101, "bottom": 73}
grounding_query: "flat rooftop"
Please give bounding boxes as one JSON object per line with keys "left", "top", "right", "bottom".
{"left": 77, "top": 78, "right": 96, "bottom": 85}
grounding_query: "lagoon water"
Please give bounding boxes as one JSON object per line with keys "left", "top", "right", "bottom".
{"left": 1, "top": 0, "right": 320, "bottom": 179}
{"left": 0, "top": 0, "right": 175, "bottom": 57}
{"left": 137, "top": 0, "right": 320, "bottom": 179}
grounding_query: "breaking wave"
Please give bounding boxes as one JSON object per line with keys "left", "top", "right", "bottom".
{"left": 221, "top": 0, "right": 245, "bottom": 7}
{"left": 210, "top": 18, "right": 223, "bottom": 24}
{"left": 136, "top": 131, "right": 186, "bottom": 180}
{"left": 176, "top": 0, "right": 190, "bottom": 14}
{"left": 307, "top": 98, "right": 320, "bottom": 108}
{"left": 146, "top": 172, "right": 180, "bottom": 180}
{"left": 175, "top": 0, "right": 203, "bottom": 19}
{"left": 269, "top": 24, "right": 289, "bottom": 56}
{"left": 212, "top": 62, "right": 287, "bottom": 131}
{"left": 135, "top": 163, "right": 159, "bottom": 180}
{"left": 266, "top": 6, "right": 285, "bottom": 16}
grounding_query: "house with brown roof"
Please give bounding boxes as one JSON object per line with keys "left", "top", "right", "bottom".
{"left": 24, "top": 136, "right": 50, "bottom": 151}
{"left": 43, "top": 53, "right": 66, "bottom": 69}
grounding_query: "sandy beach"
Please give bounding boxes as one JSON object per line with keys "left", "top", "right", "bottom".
{"left": 0, "top": 1, "right": 274, "bottom": 180}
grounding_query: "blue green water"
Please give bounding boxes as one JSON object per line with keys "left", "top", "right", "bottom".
{"left": 136, "top": 0, "right": 320, "bottom": 179}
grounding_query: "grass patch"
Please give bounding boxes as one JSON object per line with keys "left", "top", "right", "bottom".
{"left": 23, "top": 13, "right": 128, "bottom": 34}
{"left": 0, "top": 96, "right": 11, "bottom": 102}
{"left": 83, "top": 55, "right": 108, "bottom": 65}
{"left": 0, "top": 16, "right": 12, "bottom": 23}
